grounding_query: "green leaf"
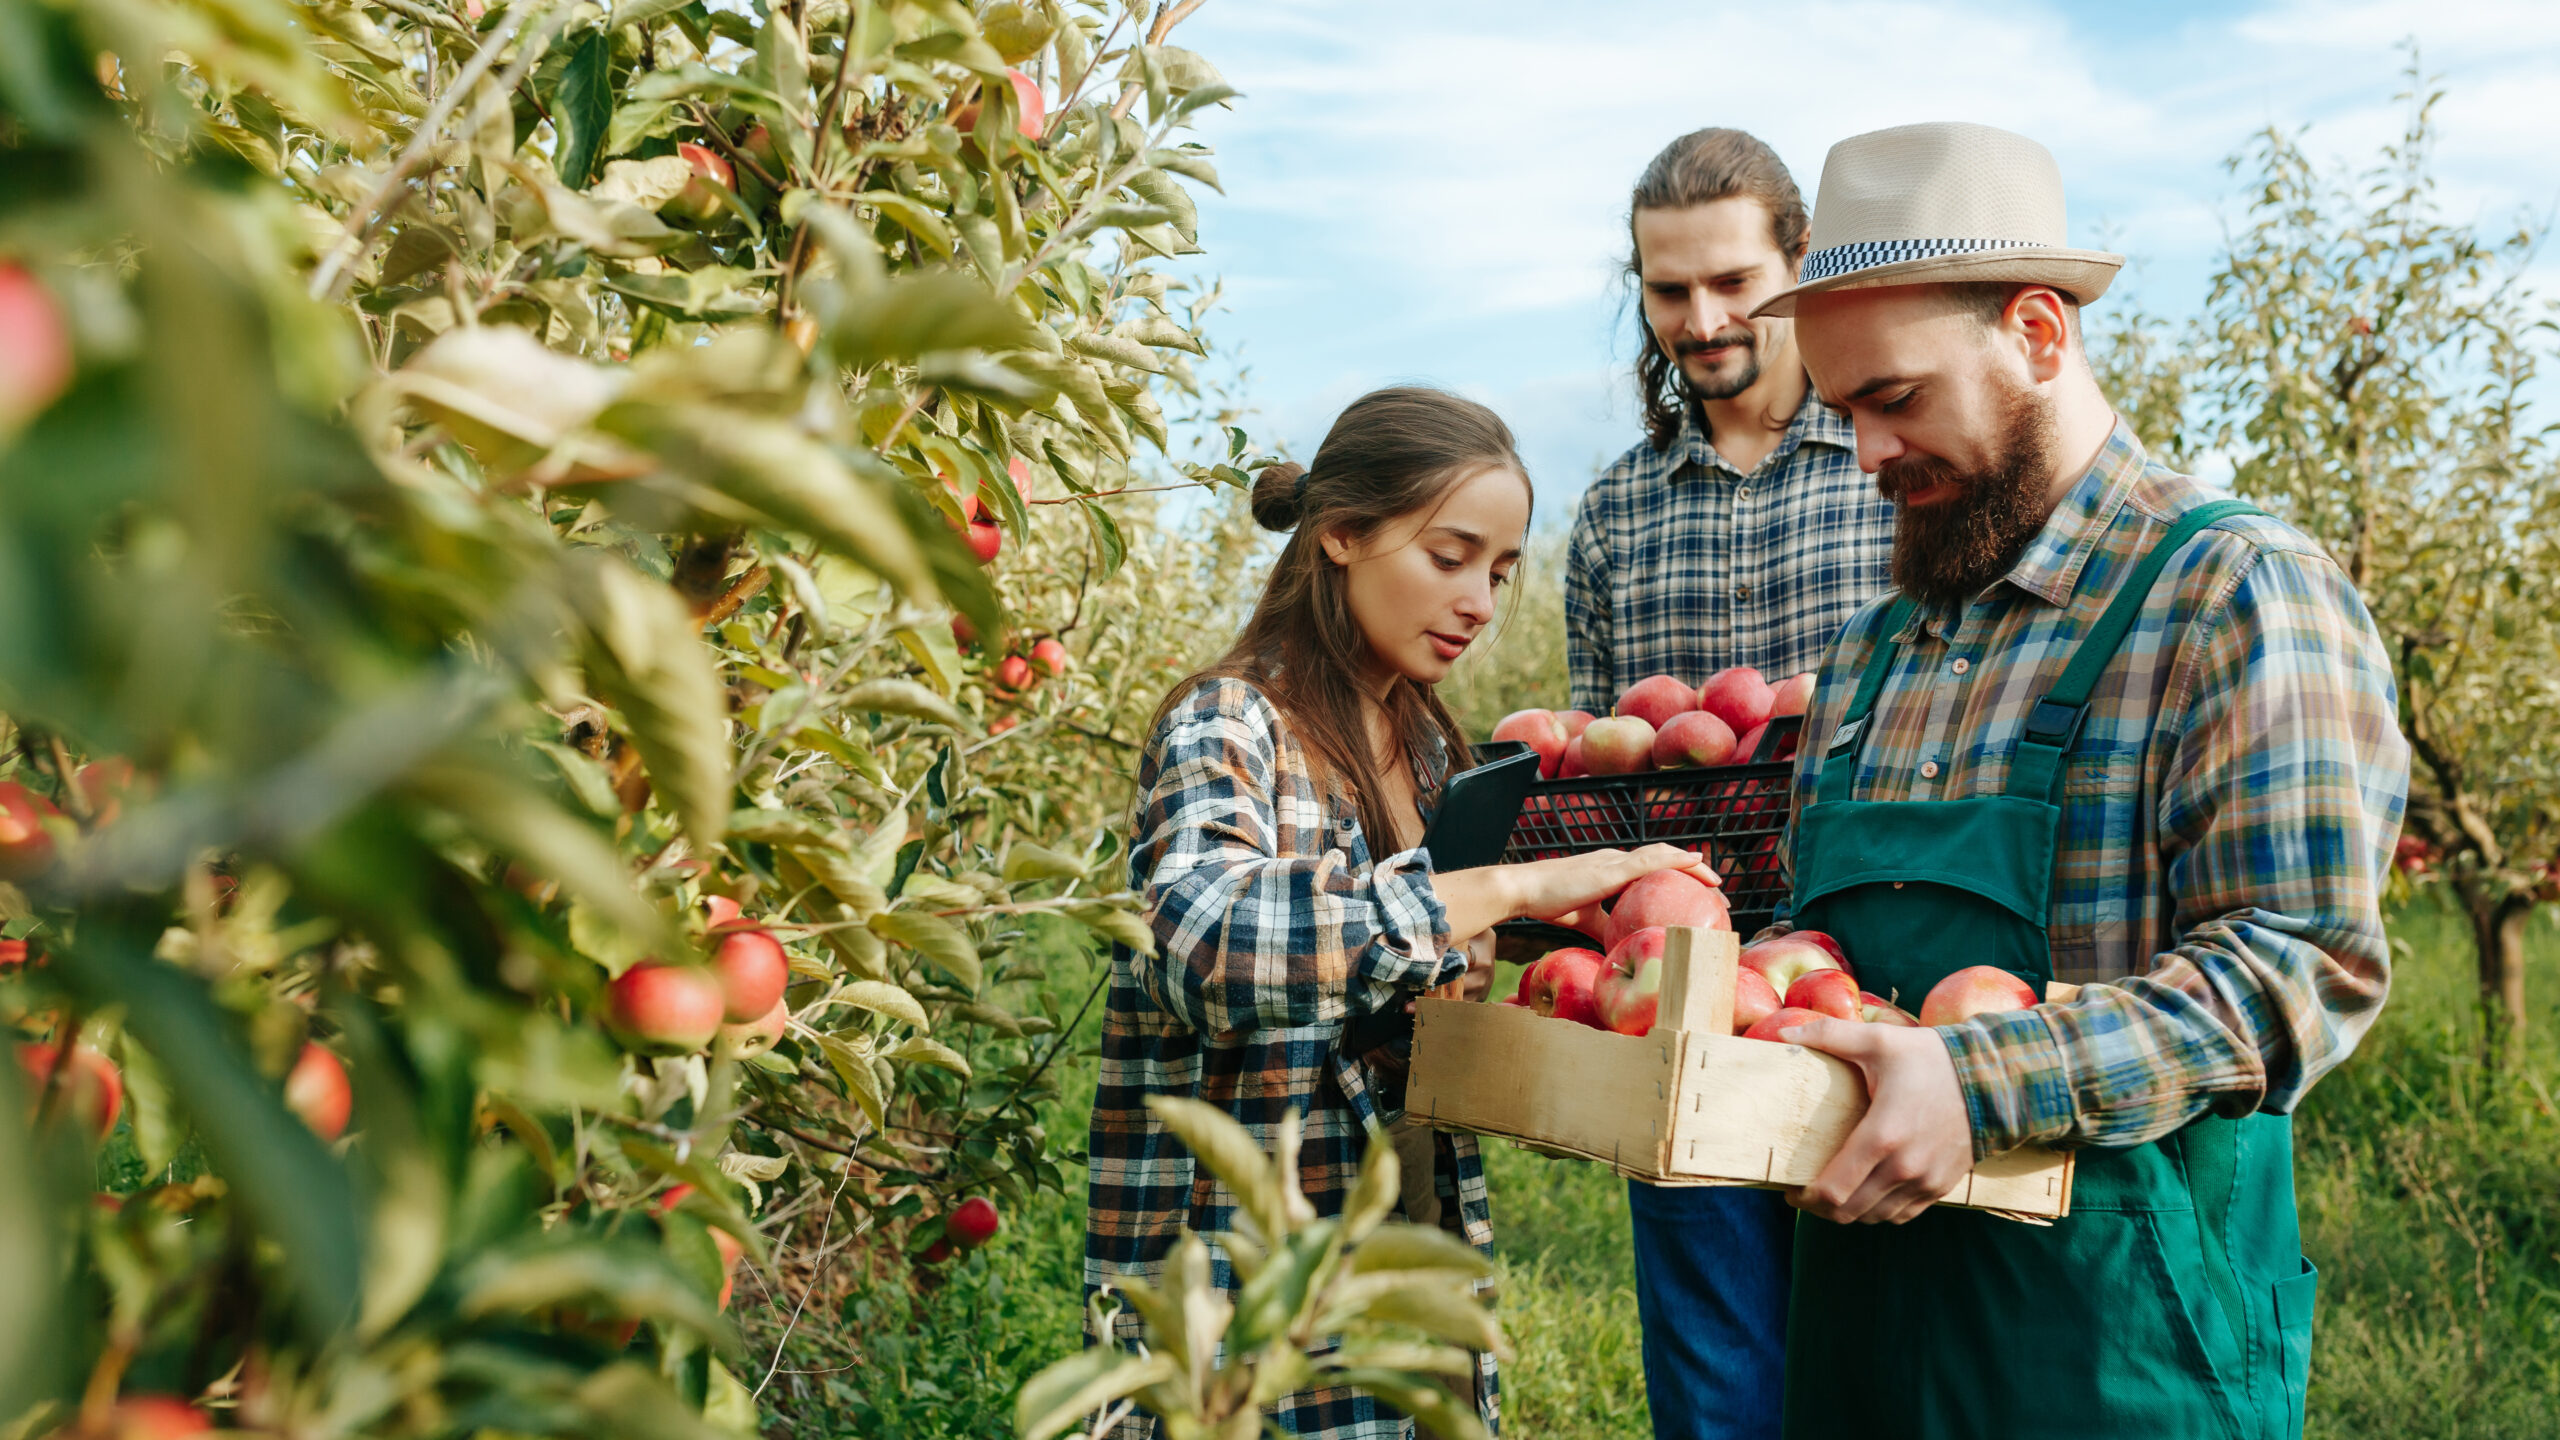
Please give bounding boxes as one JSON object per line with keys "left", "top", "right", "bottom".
{"left": 551, "top": 32, "right": 614, "bottom": 188}
{"left": 1067, "top": 332, "right": 1165, "bottom": 374}
{"left": 410, "top": 761, "right": 675, "bottom": 951}
{"left": 1002, "top": 841, "right": 1086, "bottom": 883}
{"left": 1349, "top": 1223, "right": 1495, "bottom": 1279}
{"left": 840, "top": 677, "right": 966, "bottom": 729}
{"left": 869, "top": 909, "right": 983, "bottom": 990}
{"left": 604, "top": 265, "right": 769, "bottom": 322}
{"left": 835, "top": 980, "right": 929, "bottom": 1029}
{"left": 568, "top": 552, "right": 733, "bottom": 846}
{"left": 825, "top": 271, "right": 1039, "bottom": 369}
{"left": 888, "top": 1035, "right": 971, "bottom": 1077}
{"left": 456, "top": 1237, "right": 731, "bottom": 1342}
{"left": 1143, "top": 1096, "right": 1287, "bottom": 1246}
{"left": 1077, "top": 497, "right": 1129, "bottom": 578}
{"left": 1065, "top": 899, "right": 1154, "bottom": 956}
{"left": 1014, "top": 1346, "right": 1178, "bottom": 1440}
{"left": 57, "top": 913, "right": 361, "bottom": 1340}
{"left": 613, "top": 0, "right": 697, "bottom": 29}
{"left": 814, "top": 1033, "right": 888, "bottom": 1126}
{"left": 1340, "top": 1126, "right": 1399, "bottom": 1243}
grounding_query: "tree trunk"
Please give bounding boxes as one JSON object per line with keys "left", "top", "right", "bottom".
{"left": 2465, "top": 894, "right": 2531, "bottom": 1065}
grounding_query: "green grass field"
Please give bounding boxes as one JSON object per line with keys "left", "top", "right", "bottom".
{"left": 754, "top": 893, "right": 2560, "bottom": 1438}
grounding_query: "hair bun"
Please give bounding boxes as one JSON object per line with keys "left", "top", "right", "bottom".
{"left": 1249, "top": 461, "right": 1308, "bottom": 532}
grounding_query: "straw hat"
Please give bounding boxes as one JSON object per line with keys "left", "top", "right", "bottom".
{"left": 1753, "top": 121, "right": 2121, "bottom": 317}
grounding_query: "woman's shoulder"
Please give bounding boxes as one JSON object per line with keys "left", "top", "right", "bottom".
{"left": 1154, "top": 673, "right": 1284, "bottom": 745}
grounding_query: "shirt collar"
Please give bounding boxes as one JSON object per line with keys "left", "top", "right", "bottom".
{"left": 1666, "top": 379, "right": 1856, "bottom": 480}
{"left": 2002, "top": 417, "right": 2149, "bottom": 608}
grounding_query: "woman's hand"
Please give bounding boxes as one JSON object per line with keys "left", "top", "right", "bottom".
{"left": 1433, "top": 844, "right": 1718, "bottom": 942}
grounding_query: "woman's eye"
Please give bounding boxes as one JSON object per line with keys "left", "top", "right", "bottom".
{"left": 1432, "top": 553, "right": 1463, "bottom": 570}
{"left": 1490, "top": 570, "right": 1512, "bottom": 589}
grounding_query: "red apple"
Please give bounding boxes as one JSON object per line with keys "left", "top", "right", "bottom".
{"left": 1782, "top": 967, "right": 1861, "bottom": 1021}
{"left": 951, "top": 69, "right": 1046, "bottom": 141}
{"left": 1030, "top": 637, "right": 1072, "bottom": 677}
{"left": 1580, "top": 716, "right": 1657, "bottom": 775}
{"left": 1737, "top": 935, "right": 1845, "bottom": 997}
{"left": 1732, "top": 721, "right": 1799, "bottom": 765}
{"left": 1741, "top": 1005, "right": 1829, "bottom": 1043}
{"left": 951, "top": 613, "right": 981, "bottom": 649}
{"left": 0, "top": 781, "right": 62, "bottom": 882}
{"left": 988, "top": 715, "right": 1019, "bottom": 735}
{"left": 1615, "top": 674, "right": 1697, "bottom": 731}
{"left": 73, "top": 757, "right": 136, "bottom": 825}
{"left": 103, "top": 1396, "right": 212, "bottom": 1438}
{"left": 1919, "top": 965, "right": 2040, "bottom": 1027}
{"left": 1792, "top": 930, "right": 1850, "bottom": 965}
{"left": 664, "top": 141, "right": 736, "bottom": 225}
{"left": 1770, "top": 672, "right": 1817, "bottom": 717}
{"left": 1697, "top": 666, "right": 1775, "bottom": 736}
{"left": 1492, "top": 709, "right": 1569, "bottom": 778}
{"left": 1557, "top": 734, "right": 1590, "bottom": 778}
{"left": 702, "top": 894, "right": 746, "bottom": 932}
{"left": 966, "top": 516, "right": 1003, "bottom": 563}
{"left": 1652, "top": 709, "right": 1737, "bottom": 769}
{"left": 1604, "top": 869, "right": 1729, "bottom": 948}
{"left": 0, "top": 938, "right": 28, "bottom": 969}
{"left": 1860, "top": 992, "right": 1921, "bottom": 1026}
{"left": 0, "top": 263, "right": 73, "bottom": 433}
{"left": 1732, "top": 967, "right": 1781, "bottom": 1035}
{"left": 716, "top": 998, "right": 790, "bottom": 1060}
{"left": 18, "top": 1042, "right": 121, "bottom": 1139}
{"left": 711, "top": 928, "right": 789, "bottom": 1022}
{"left": 1522, "top": 947, "right": 1607, "bottom": 1028}
{"left": 949, "top": 1194, "right": 1001, "bottom": 1247}
{"left": 993, "top": 653, "right": 1036, "bottom": 697}
{"left": 1558, "top": 710, "right": 1597, "bottom": 740}
{"left": 284, "top": 1041, "right": 352, "bottom": 1141}
{"left": 1007, "top": 455, "right": 1035, "bottom": 501}
{"left": 918, "top": 1237, "right": 955, "bottom": 1265}
{"left": 1597, "top": 926, "right": 1668, "bottom": 1035}
{"left": 606, "top": 962, "right": 726, "bottom": 1053}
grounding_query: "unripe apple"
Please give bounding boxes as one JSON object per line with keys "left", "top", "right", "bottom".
{"left": 1579, "top": 716, "right": 1657, "bottom": 776}
{"left": 284, "top": 1041, "right": 352, "bottom": 1141}
{"left": 663, "top": 141, "right": 736, "bottom": 225}
{"left": 1697, "top": 666, "right": 1775, "bottom": 736}
{"left": 1769, "top": 672, "right": 1817, "bottom": 718}
{"left": 1030, "top": 637, "right": 1072, "bottom": 677}
{"left": 1782, "top": 967, "right": 1861, "bottom": 1021}
{"left": 1652, "top": 709, "right": 1737, "bottom": 769}
{"left": 949, "top": 1194, "right": 1001, "bottom": 1248}
{"left": 1741, "top": 1005, "right": 1828, "bottom": 1043}
{"left": 1615, "top": 674, "right": 1696, "bottom": 731}
{"left": 1521, "top": 947, "right": 1606, "bottom": 1028}
{"left": 606, "top": 962, "right": 726, "bottom": 1053}
{"left": 0, "top": 781, "right": 63, "bottom": 881}
{"left": 711, "top": 928, "right": 789, "bottom": 1022}
{"left": 1731, "top": 967, "right": 1781, "bottom": 1035}
{"left": 0, "top": 263, "right": 73, "bottom": 434}
{"left": 18, "top": 1042, "right": 121, "bottom": 1139}
{"left": 1860, "top": 992, "right": 1921, "bottom": 1026}
{"left": 966, "top": 517, "right": 1003, "bottom": 563}
{"left": 1492, "top": 708, "right": 1568, "bottom": 777}
{"left": 1918, "top": 965, "right": 2039, "bottom": 1027}
{"left": 1557, "top": 709, "right": 1597, "bottom": 740}
{"left": 101, "top": 1395, "right": 212, "bottom": 1438}
{"left": 1737, "top": 935, "right": 1846, "bottom": 997}
{"left": 716, "top": 998, "right": 790, "bottom": 1060}
{"left": 1603, "top": 869, "right": 1728, "bottom": 948}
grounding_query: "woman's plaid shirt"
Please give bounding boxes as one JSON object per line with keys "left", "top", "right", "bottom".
{"left": 1786, "top": 423, "right": 2411, "bottom": 1159}
{"left": 1084, "top": 676, "right": 1495, "bottom": 1438}
{"left": 1566, "top": 397, "right": 1890, "bottom": 712}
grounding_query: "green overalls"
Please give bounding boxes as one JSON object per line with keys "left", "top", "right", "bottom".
{"left": 1782, "top": 501, "right": 2320, "bottom": 1439}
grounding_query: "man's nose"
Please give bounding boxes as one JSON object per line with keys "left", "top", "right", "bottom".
{"left": 1854, "top": 418, "right": 1905, "bottom": 474}
{"left": 1684, "top": 287, "right": 1736, "bottom": 337}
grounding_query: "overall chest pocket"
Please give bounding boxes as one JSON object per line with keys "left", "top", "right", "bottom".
{"left": 2048, "top": 745, "right": 2146, "bottom": 973}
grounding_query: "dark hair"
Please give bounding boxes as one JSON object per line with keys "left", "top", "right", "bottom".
{"left": 1164, "top": 387, "right": 1530, "bottom": 853}
{"left": 1626, "top": 129, "right": 1810, "bottom": 452}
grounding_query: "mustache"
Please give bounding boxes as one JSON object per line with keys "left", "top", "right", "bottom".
{"left": 1673, "top": 327, "right": 1755, "bottom": 359}
{"left": 1875, "top": 453, "right": 1965, "bottom": 504}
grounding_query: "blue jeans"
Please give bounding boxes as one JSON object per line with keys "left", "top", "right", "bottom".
{"left": 1627, "top": 1181, "right": 1792, "bottom": 1440}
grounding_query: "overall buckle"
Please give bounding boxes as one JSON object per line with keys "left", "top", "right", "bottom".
{"left": 2022, "top": 698, "right": 2086, "bottom": 748}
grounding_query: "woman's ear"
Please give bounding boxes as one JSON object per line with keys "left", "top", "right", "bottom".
{"left": 1319, "top": 526, "right": 1354, "bottom": 566}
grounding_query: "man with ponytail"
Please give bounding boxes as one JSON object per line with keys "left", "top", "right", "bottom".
{"left": 1565, "top": 129, "right": 1897, "bottom": 1440}
{"left": 1086, "top": 387, "right": 1722, "bottom": 1438}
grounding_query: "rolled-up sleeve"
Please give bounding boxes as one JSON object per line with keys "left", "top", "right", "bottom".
{"left": 1133, "top": 682, "right": 1460, "bottom": 1037}
{"left": 1940, "top": 544, "right": 2409, "bottom": 1156}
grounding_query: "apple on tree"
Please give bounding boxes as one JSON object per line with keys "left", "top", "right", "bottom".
{"left": 606, "top": 961, "right": 727, "bottom": 1053}
{"left": 18, "top": 1041, "right": 121, "bottom": 1139}
{"left": 284, "top": 1041, "right": 352, "bottom": 1141}
{"left": 711, "top": 925, "right": 790, "bottom": 1022}
{"left": 949, "top": 1195, "right": 1002, "bottom": 1248}
{"left": 0, "top": 780, "right": 62, "bottom": 882}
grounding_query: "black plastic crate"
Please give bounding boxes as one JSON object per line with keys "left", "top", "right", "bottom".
{"left": 1480, "top": 714, "right": 1803, "bottom": 938}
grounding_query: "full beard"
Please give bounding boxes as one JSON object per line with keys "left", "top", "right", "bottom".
{"left": 1880, "top": 378, "right": 2059, "bottom": 607}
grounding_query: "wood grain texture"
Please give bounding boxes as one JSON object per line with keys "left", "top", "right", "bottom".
{"left": 1408, "top": 998, "right": 1685, "bottom": 1173}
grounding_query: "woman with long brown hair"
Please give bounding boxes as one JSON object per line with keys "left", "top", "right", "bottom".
{"left": 1084, "top": 387, "right": 1718, "bottom": 1438}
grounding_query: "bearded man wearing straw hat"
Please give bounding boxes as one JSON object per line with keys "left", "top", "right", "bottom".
{"left": 1749, "top": 121, "right": 2409, "bottom": 1438}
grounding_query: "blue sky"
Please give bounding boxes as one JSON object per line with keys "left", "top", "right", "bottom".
{"left": 1162, "top": 0, "right": 2560, "bottom": 518}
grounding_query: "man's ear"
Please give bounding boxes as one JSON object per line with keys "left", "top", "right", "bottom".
{"left": 2009, "top": 286, "right": 2073, "bottom": 383}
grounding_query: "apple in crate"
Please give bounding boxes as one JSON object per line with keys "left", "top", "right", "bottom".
{"left": 1581, "top": 716, "right": 1658, "bottom": 775}
{"left": 1738, "top": 933, "right": 1848, "bottom": 996}
{"left": 1860, "top": 992, "right": 1921, "bottom": 1026}
{"left": 1603, "top": 868, "right": 1729, "bottom": 948}
{"left": 1653, "top": 710, "right": 1737, "bottom": 769}
{"left": 1522, "top": 947, "right": 1608, "bottom": 1028}
{"left": 1493, "top": 708, "right": 1569, "bottom": 778}
{"left": 1732, "top": 967, "right": 1782, "bottom": 1035}
{"left": 1698, "top": 666, "right": 1775, "bottom": 736}
{"left": 1558, "top": 709, "right": 1597, "bottom": 739}
{"left": 1595, "top": 926, "right": 1668, "bottom": 1036}
{"left": 1557, "top": 734, "right": 1590, "bottom": 778}
{"left": 1782, "top": 967, "right": 1862, "bottom": 1021}
{"left": 1616, "top": 674, "right": 1697, "bottom": 730}
{"left": 1741, "top": 1005, "right": 1830, "bottom": 1043}
{"left": 1919, "top": 965, "right": 2039, "bottom": 1025}
{"left": 1770, "top": 671, "right": 1817, "bottom": 717}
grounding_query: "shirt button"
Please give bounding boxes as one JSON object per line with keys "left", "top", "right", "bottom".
{"left": 1952, "top": 658, "right": 1970, "bottom": 675}
{"left": 1738, "top": 486, "right": 1752, "bottom": 499}
{"left": 1735, "top": 584, "right": 1751, "bottom": 600}
{"left": 1920, "top": 760, "right": 1940, "bottom": 779}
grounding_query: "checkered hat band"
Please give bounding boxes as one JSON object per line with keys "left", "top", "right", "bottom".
{"left": 1799, "top": 236, "right": 2040, "bottom": 283}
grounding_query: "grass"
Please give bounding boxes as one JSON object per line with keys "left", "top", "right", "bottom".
{"left": 752, "top": 898, "right": 2560, "bottom": 1439}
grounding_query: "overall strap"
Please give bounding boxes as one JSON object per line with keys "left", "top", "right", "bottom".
{"left": 2006, "top": 499, "right": 2261, "bottom": 802}
{"left": 1815, "top": 595, "right": 1918, "bottom": 804}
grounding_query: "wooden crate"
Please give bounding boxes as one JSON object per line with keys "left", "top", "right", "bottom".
{"left": 1407, "top": 926, "right": 2075, "bottom": 1220}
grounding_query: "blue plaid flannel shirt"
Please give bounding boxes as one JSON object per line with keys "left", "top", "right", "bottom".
{"left": 1566, "top": 396, "right": 1892, "bottom": 712}
{"left": 1085, "top": 676, "right": 1495, "bottom": 1439}
{"left": 1785, "top": 423, "right": 2411, "bottom": 1157}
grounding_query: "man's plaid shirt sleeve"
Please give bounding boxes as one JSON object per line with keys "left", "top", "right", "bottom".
{"left": 1565, "top": 496, "right": 1614, "bottom": 714}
